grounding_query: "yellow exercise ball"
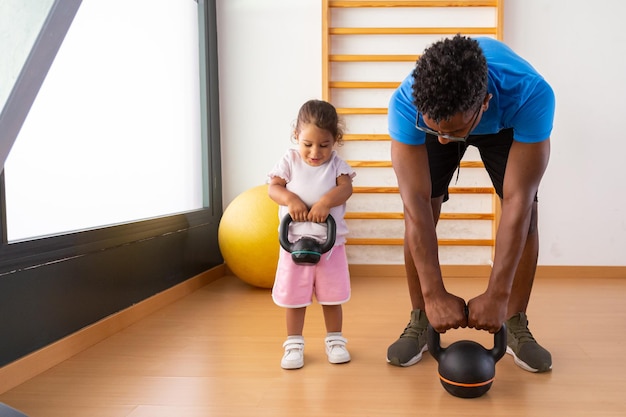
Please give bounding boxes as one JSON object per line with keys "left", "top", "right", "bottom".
{"left": 218, "top": 184, "right": 280, "bottom": 288}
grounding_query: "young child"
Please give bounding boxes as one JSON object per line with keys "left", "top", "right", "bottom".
{"left": 267, "top": 99, "right": 355, "bottom": 370}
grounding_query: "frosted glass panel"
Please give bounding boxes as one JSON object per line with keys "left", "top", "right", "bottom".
{"left": 4, "top": 0, "right": 204, "bottom": 241}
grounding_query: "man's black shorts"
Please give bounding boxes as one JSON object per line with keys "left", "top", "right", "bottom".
{"left": 425, "top": 128, "right": 514, "bottom": 201}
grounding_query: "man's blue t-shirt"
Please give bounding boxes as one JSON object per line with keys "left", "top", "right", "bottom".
{"left": 388, "top": 37, "right": 555, "bottom": 145}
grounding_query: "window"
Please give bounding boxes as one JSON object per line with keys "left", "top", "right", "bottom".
{"left": 0, "top": 0, "right": 222, "bottom": 367}
{"left": 3, "top": 0, "right": 205, "bottom": 241}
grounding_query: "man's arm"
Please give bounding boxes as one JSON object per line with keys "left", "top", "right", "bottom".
{"left": 391, "top": 140, "right": 467, "bottom": 332}
{"left": 468, "top": 138, "right": 551, "bottom": 332}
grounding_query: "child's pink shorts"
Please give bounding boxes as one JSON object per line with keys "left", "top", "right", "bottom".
{"left": 272, "top": 245, "right": 351, "bottom": 308}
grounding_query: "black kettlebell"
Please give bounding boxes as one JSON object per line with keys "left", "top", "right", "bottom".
{"left": 427, "top": 323, "right": 507, "bottom": 398}
{"left": 279, "top": 214, "right": 336, "bottom": 265}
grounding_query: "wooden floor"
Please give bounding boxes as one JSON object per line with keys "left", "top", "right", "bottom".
{"left": 1, "top": 273, "right": 626, "bottom": 416}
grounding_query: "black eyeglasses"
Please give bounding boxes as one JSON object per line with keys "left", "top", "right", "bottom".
{"left": 415, "top": 106, "right": 481, "bottom": 143}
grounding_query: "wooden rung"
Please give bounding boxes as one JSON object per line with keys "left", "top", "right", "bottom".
{"left": 330, "top": 27, "right": 497, "bottom": 35}
{"left": 344, "top": 134, "right": 391, "bottom": 141}
{"left": 329, "top": 1, "right": 498, "bottom": 7}
{"left": 337, "top": 107, "right": 387, "bottom": 115}
{"left": 348, "top": 160, "right": 392, "bottom": 167}
{"left": 330, "top": 81, "right": 401, "bottom": 88}
{"left": 344, "top": 212, "right": 495, "bottom": 220}
{"left": 353, "top": 186, "right": 494, "bottom": 194}
{"left": 347, "top": 160, "right": 485, "bottom": 168}
{"left": 346, "top": 238, "right": 495, "bottom": 246}
{"left": 460, "top": 161, "right": 485, "bottom": 168}
{"left": 353, "top": 186, "right": 399, "bottom": 193}
{"left": 330, "top": 54, "right": 419, "bottom": 62}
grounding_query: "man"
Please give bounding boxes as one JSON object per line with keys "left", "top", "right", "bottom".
{"left": 387, "top": 34, "right": 554, "bottom": 373}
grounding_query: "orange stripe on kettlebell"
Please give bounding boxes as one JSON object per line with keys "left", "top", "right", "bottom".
{"left": 438, "top": 374, "right": 494, "bottom": 388}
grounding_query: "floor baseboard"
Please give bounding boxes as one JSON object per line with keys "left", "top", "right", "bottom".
{"left": 0, "top": 265, "right": 225, "bottom": 394}
{"left": 348, "top": 264, "right": 626, "bottom": 280}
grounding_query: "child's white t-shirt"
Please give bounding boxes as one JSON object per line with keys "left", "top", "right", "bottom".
{"left": 268, "top": 149, "right": 356, "bottom": 245}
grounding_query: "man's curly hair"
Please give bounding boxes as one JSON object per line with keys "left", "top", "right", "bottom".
{"left": 412, "top": 34, "right": 488, "bottom": 123}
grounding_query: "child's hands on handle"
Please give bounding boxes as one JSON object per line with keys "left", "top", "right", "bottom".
{"left": 287, "top": 199, "right": 309, "bottom": 222}
{"left": 307, "top": 202, "right": 331, "bottom": 223}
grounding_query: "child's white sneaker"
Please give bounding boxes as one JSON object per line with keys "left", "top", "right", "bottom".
{"left": 325, "top": 334, "right": 351, "bottom": 364}
{"left": 281, "top": 336, "right": 305, "bottom": 369}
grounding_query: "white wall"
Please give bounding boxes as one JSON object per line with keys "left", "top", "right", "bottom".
{"left": 503, "top": 0, "right": 626, "bottom": 266}
{"left": 216, "top": 1, "right": 322, "bottom": 201}
{"left": 217, "top": 0, "right": 626, "bottom": 266}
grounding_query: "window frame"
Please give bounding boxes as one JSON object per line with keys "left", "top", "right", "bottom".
{"left": 0, "top": 0, "right": 222, "bottom": 276}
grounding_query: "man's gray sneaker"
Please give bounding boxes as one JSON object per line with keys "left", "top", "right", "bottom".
{"left": 506, "top": 312, "right": 552, "bottom": 373}
{"left": 387, "top": 309, "right": 429, "bottom": 367}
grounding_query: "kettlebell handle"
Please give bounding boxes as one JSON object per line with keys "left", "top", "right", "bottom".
{"left": 427, "top": 323, "right": 507, "bottom": 362}
{"left": 491, "top": 323, "right": 507, "bottom": 362}
{"left": 278, "top": 213, "right": 336, "bottom": 254}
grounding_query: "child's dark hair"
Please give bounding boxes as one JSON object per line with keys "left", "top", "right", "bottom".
{"left": 293, "top": 99, "right": 345, "bottom": 144}
{"left": 412, "top": 34, "right": 488, "bottom": 123}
